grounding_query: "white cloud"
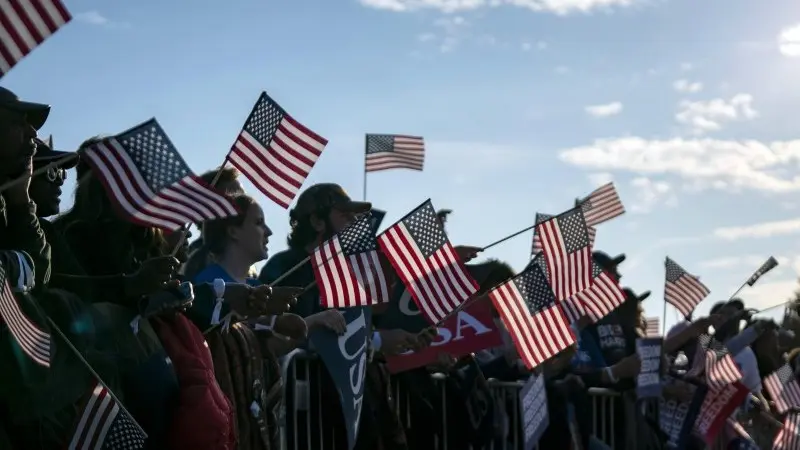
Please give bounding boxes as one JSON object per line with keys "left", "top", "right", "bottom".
{"left": 740, "top": 279, "right": 798, "bottom": 313}
{"left": 587, "top": 172, "right": 614, "bottom": 186}
{"left": 628, "top": 177, "right": 677, "bottom": 213}
{"left": 75, "top": 10, "right": 127, "bottom": 28}
{"left": 585, "top": 101, "right": 623, "bottom": 118}
{"left": 778, "top": 23, "right": 800, "bottom": 57}
{"left": 557, "top": 136, "right": 800, "bottom": 194}
{"left": 417, "top": 16, "right": 469, "bottom": 52}
{"left": 674, "top": 94, "right": 758, "bottom": 135}
{"left": 358, "top": 0, "right": 643, "bottom": 15}
{"left": 672, "top": 79, "right": 703, "bottom": 93}
{"left": 680, "top": 62, "right": 693, "bottom": 72}
{"left": 713, "top": 218, "right": 800, "bottom": 240}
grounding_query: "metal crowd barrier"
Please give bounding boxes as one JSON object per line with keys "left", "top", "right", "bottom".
{"left": 276, "top": 349, "right": 631, "bottom": 450}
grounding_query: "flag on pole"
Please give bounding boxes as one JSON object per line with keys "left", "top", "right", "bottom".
{"left": 645, "top": 317, "right": 660, "bottom": 337}
{"left": 531, "top": 212, "right": 596, "bottom": 257}
{"left": 531, "top": 256, "right": 584, "bottom": 323}
{"left": 576, "top": 182, "right": 625, "bottom": 226}
{"left": 746, "top": 256, "right": 779, "bottom": 286}
{"left": 82, "top": 119, "right": 238, "bottom": 231}
{"left": 227, "top": 92, "right": 328, "bottom": 208}
{"left": 377, "top": 200, "right": 478, "bottom": 325}
{"left": 764, "top": 364, "right": 800, "bottom": 415}
{"left": 774, "top": 412, "right": 800, "bottom": 450}
{"left": 664, "top": 257, "right": 709, "bottom": 318}
{"left": 571, "top": 259, "right": 626, "bottom": 323}
{"left": 0, "top": 0, "right": 71, "bottom": 77}
{"left": 69, "top": 381, "right": 146, "bottom": 449}
{"left": 536, "top": 207, "right": 594, "bottom": 301}
{"left": 365, "top": 134, "right": 424, "bottom": 172}
{"left": 0, "top": 259, "right": 50, "bottom": 367}
{"left": 688, "top": 334, "right": 741, "bottom": 391}
{"left": 312, "top": 213, "right": 390, "bottom": 309}
{"left": 489, "top": 257, "right": 576, "bottom": 370}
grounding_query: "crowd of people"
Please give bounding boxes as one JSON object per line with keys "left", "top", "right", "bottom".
{"left": 1, "top": 85, "right": 799, "bottom": 450}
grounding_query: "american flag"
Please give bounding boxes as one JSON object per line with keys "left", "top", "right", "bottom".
{"left": 531, "top": 255, "right": 584, "bottom": 323}
{"left": 377, "top": 200, "right": 479, "bottom": 325}
{"left": 536, "top": 207, "right": 594, "bottom": 301}
{"left": 369, "top": 208, "right": 386, "bottom": 233}
{"left": 687, "top": 334, "right": 741, "bottom": 391}
{"left": 69, "top": 381, "right": 146, "bottom": 450}
{"left": 746, "top": 256, "right": 779, "bottom": 286}
{"left": 364, "top": 134, "right": 424, "bottom": 172}
{"left": 0, "top": 260, "right": 50, "bottom": 367}
{"left": 727, "top": 418, "right": 758, "bottom": 449}
{"left": 531, "top": 212, "right": 596, "bottom": 257}
{"left": 774, "top": 412, "right": 800, "bottom": 450}
{"left": 576, "top": 182, "right": 625, "bottom": 227}
{"left": 571, "top": 259, "right": 625, "bottom": 323}
{"left": 0, "top": 0, "right": 71, "bottom": 77}
{"left": 82, "top": 119, "right": 238, "bottom": 231}
{"left": 489, "top": 258, "right": 576, "bottom": 370}
{"left": 312, "top": 213, "right": 390, "bottom": 309}
{"left": 764, "top": 364, "right": 800, "bottom": 415}
{"left": 645, "top": 316, "right": 661, "bottom": 337}
{"left": 227, "top": 92, "right": 328, "bottom": 209}
{"left": 664, "top": 257, "right": 709, "bottom": 318}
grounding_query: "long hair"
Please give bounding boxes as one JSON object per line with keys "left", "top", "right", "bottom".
{"left": 181, "top": 194, "right": 256, "bottom": 280}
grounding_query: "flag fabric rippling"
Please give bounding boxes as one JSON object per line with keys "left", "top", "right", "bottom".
{"left": 576, "top": 182, "right": 625, "bottom": 226}
{"left": 0, "top": 0, "right": 71, "bottom": 76}
{"left": 531, "top": 212, "right": 596, "bottom": 257}
{"left": 69, "top": 381, "right": 146, "bottom": 450}
{"left": 0, "top": 260, "right": 50, "bottom": 367}
{"left": 228, "top": 92, "right": 328, "bottom": 208}
{"left": 664, "top": 257, "right": 709, "bottom": 319}
{"left": 377, "top": 200, "right": 478, "bottom": 325}
{"left": 83, "top": 119, "right": 238, "bottom": 231}
{"left": 571, "top": 260, "right": 625, "bottom": 323}
{"left": 536, "top": 207, "right": 593, "bottom": 301}
{"left": 645, "top": 317, "right": 660, "bottom": 337}
{"left": 765, "top": 364, "right": 800, "bottom": 415}
{"left": 365, "top": 134, "right": 424, "bottom": 172}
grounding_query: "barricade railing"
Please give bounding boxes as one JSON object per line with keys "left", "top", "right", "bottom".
{"left": 277, "top": 349, "right": 759, "bottom": 450}
{"left": 277, "top": 349, "right": 633, "bottom": 450}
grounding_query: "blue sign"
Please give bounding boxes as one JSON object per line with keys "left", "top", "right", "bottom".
{"left": 309, "top": 307, "right": 372, "bottom": 450}
{"left": 636, "top": 337, "right": 663, "bottom": 398}
{"left": 659, "top": 377, "right": 707, "bottom": 449}
{"left": 518, "top": 374, "right": 548, "bottom": 450}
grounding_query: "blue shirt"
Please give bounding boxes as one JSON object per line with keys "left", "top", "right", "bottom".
{"left": 188, "top": 263, "right": 259, "bottom": 329}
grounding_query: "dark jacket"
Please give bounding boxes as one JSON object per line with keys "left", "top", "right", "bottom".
{"left": 0, "top": 196, "right": 51, "bottom": 287}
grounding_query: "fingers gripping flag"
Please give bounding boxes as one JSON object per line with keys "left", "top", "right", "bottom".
{"left": 82, "top": 119, "right": 239, "bottom": 231}
{"left": 664, "top": 257, "right": 709, "bottom": 319}
{"left": 489, "top": 258, "right": 576, "bottom": 370}
{"left": 312, "top": 214, "right": 390, "bottom": 309}
{"left": 377, "top": 200, "right": 479, "bottom": 325}
{"left": 228, "top": 92, "right": 328, "bottom": 209}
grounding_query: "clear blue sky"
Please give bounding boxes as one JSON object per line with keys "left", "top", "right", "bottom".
{"left": 4, "top": 0, "right": 800, "bottom": 330}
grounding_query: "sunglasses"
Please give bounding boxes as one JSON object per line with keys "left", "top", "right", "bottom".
{"left": 44, "top": 166, "right": 67, "bottom": 183}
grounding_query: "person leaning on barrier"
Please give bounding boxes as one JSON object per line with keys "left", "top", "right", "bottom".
{"left": 0, "top": 87, "right": 52, "bottom": 287}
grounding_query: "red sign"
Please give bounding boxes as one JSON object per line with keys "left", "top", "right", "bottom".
{"left": 385, "top": 299, "right": 503, "bottom": 373}
{"left": 694, "top": 382, "right": 749, "bottom": 445}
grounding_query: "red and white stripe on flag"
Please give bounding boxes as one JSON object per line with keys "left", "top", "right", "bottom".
{"left": 572, "top": 270, "right": 625, "bottom": 323}
{"left": 377, "top": 202, "right": 478, "bottom": 325}
{"left": 311, "top": 230, "right": 390, "bottom": 309}
{"left": 228, "top": 92, "right": 328, "bottom": 209}
{"left": 645, "top": 317, "right": 660, "bottom": 337}
{"left": 764, "top": 365, "right": 800, "bottom": 415}
{"left": 0, "top": 0, "right": 71, "bottom": 76}
{"left": 0, "top": 269, "right": 50, "bottom": 367}
{"left": 532, "top": 225, "right": 595, "bottom": 256}
{"left": 774, "top": 412, "right": 800, "bottom": 450}
{"left": 489, "top": 280, "right": 575, "bottom": 370}
{"left": 579, "top": 182, "right": 625, "bottom": 227}
{"left": 537, "top": 210, "right": 593, "bottom": 301}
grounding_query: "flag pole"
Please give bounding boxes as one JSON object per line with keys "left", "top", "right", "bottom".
{"left": 363, "top": 135, "right": 368, "bottom": 201}
{"left": 662, "top": 257, "right": 668, "bottom": 335}
{"left": 0, "top": 153, "right": 79, "bottom": 193}
{"left": 727, "top": 281, "right": 749, "bottom": 301}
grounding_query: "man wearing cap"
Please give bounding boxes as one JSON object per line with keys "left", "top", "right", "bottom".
{"left": 0, "top": 87, "right": 52, "bottom": 287}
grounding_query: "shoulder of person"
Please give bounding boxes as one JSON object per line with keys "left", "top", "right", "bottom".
{"left": 259, "top": 249, "right": 305, "bottom": 283}
{"left": 192, "top": 263, "right": 224, "bottom": 284}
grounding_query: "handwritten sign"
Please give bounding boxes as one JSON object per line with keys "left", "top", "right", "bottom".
{"left": 636, "top": 337, "right": 663, "bottom": 398}
{"left": 310, "top": 307, "right": 371, "bottom": 450}
{"left": 384, "top": 291, "right": 502, "bottom": 373}
{"left": 519, "top": 374, "right": 548, "bottom": 450}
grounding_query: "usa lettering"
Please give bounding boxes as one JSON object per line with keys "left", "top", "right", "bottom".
{"left": 337, "top": 310, "right": 369, "bottom": 431}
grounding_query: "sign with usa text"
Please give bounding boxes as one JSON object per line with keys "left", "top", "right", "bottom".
{"left": 636, "top": 337, "right": 663, "bottom": 398}
{"left": 519, "top": 373, "right": 548, "bottom": 450}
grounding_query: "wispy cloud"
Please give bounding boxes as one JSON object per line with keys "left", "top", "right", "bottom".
{"left": 675, "top": 94, "right": 758, "bottom": 135}
{"left": 75, "top": 10, "right": 129, "bottom": 29}
{"left": 672, "top": 79, "right": 703, "bottom": 94}
{"left": 358, "top": 0, "right": 647, "bottom": 16}
{"left": 584, "top": 101, "right": 623, "bottom": 118}
{"left": 779, "top": 23, "right": 800, "bottom": 57}
{"left": 699, "top": 255, "right": 788, "bottom": 270}
{"left": 628, "top": 177, "right": 677, "bottom": 213}
{"left": 713, "top": 218, "right": 800, "bottom": 240}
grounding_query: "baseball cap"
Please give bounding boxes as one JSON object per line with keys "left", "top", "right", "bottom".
{"left": 32, "top": 136, "right": 78, "bottom": 169}
{"left": 290, "top": 183, "right": 372, "bottom": 224}
{"left": 623, "top": 287, "right": 651, "bottom": 303}
{"left": 593, "top": 251, "right": 625, "bottom": 279}
{"left": 0, "top": 87, "right": 50, "bottom": 130}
